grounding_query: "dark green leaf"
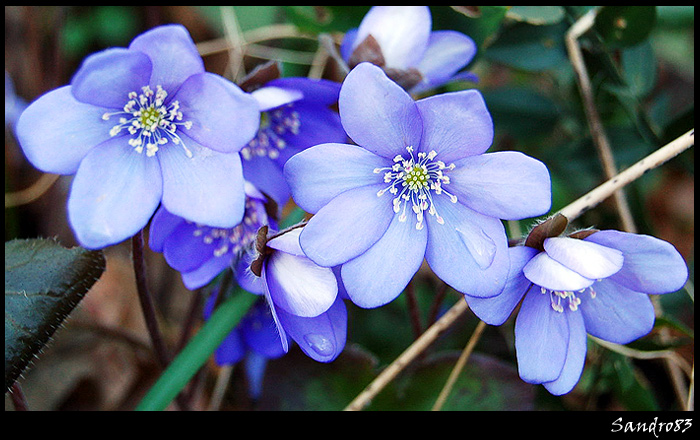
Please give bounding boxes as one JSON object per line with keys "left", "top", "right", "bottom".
{"left": 595, "top": 6, "right": 657, "bottom": 48}
{"left": 485, "top": 22, "right": 569, "bottom": 71}
{"left": 5, "top": 238, "right": 105, "bottom": 392}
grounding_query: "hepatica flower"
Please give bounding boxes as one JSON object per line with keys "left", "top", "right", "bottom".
{"left": 149, "top": 182, "right": 274, "bottom": 290}
{"left": 240, "top": 73, "right": 346, "bottom": 208}
{"left": 284, "top": 62, "right": 551, "bottom": 308}
{"left": 341, "top": 6, "right": 478, "bottom": 92}
{"left": 16, "top": 25, "right": 260, "bottom": 249}
{"left": 466, "top": 216, "right": 689, "bottom": 395}
{"left": 252, "top": 226, "right": 347, "bottom": 363}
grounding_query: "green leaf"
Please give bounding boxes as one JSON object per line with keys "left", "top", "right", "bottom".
{"left": 5, "top": 238, "right": 105, "bottom": 392}
{"left": 485, "top": 22, "right": 569, "bottom": 71}
{"left": 595, "top": 6, "right": 657, "bottom": 48}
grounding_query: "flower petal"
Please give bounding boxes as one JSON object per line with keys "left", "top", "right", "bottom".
{"left": 515, "top": 289, "right": 569, "bottom": 384}
{"left": 580, "top": 279, "right": 655, "bottom": 345}
{"left": 128, "top": 24, "right": 204, "bottom": 93}
{"left": 543, "top": 309, "right": 587, "bottom": 395}
{"left": 585, "top": 230, "right": 688, "bottom": 294}
{"left": 16, "top": 86, "right": 110, "bottom": 175}
{"left": 67, "top": 137, "right": 162, "bottom": 249}
{"left": 242, "top": 155, "right": 290, "bottom": 210}
{"left": 354, "top": 6, "right": 431, "bottom": 69}
{"left": 276, "top": 297, "right": 347, "bottom": 363}
{"left": 448, "top": 151, "right": 551, "bottom": 220}
{"left": 523, "top": 252, "right": 595, "bottom": 292}
{"left": 424, "top": 197, "right": 509, "bottom": 298}
{"left": 162, "top": 222, "right": 217, "bottom": 273}
{"left": 267, "top": 77, "right": 341, "bottom": 107}
{"left": 415, "top": 89, "right": 494, "bottom": 163}
{"left": 284, "top": 143, "right": 385, "bottom": 214}
{"left": 251, "top": 86, "right": 303, "bottom": 112}
{"left": 267, "top": 227, "right": 305, "bottom": 257}
{"left": 181, "top": 255, "right": 231, "bottom": 290}
{"left": 71, "top": 48, "right": 152, "bottom": 108}
{"left": 341, "top": 212, "right": 427, "bottom": 309}
{"left": 466, "top": 246, "right": 539, "bottom": 325}
{"left": 339, "top": 63, "right": 422, "bottom": 158}
{"left": 174, "top": 72, "right": 260, "bottom": 154}
{"left": 543, "top": 237, "right": 624, "bottom": 280}
{"left": 414, "top": 31, "right": 477, "bottom": 91}
{"left": 240, "top": 301, "right": 287, "bottom": 359}
{"left": 148, "top": 207, "right": 185, "bottom": 252}
{"left": 300, "top": 183, "right": 394, "bottom": 267}
{"left": 158, "top": 133, "right": 245, "bottom": 228}
{"left": 265, "top": 249, "right": 338, "bottom": 317}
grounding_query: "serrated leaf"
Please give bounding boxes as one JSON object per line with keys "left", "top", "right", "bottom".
{"left": 5, "top": 238, "right": 105, "bottom": 392}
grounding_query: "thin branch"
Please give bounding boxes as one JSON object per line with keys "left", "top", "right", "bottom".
{"left": 344, "top": 130, "right": 694, "bottom": 411}
{"left": 431, "top": 320, "right": 487, "bottom": 411}
{"left": 566, "top": 8, "right": 637, "bottom": 233}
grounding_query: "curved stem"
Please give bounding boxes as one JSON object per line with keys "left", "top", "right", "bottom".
{"left": 132, "top": 229, "right": 170, "bottom": 369}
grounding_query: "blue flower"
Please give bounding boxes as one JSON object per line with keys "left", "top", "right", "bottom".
{"left": 241, "top": 76, "right": 346, "bottom": 208}
{"left": 466, "top": 219, "right": 689, "bottom": 395}
{"left": 340, "top": 6, "right": 478, "bottom": 92}
{"left": 148, "top": 182, "right": 274, "bottom": 290}
{"left": 16, "top": 25, "right": 260, "bottom": 249}
{"left": 5, "top": 71, "right": 26, "bottom": 129}
{"left": 252, "top": 226, "right": 347, "bottom": 363}
{"left": 203, "top": 293, "right": 287, "bottom": 401}
{"left": 284, "top": 62, "right": 551, "bottom": 308}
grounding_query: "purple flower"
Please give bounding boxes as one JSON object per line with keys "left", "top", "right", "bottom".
{"left": 16, "top": 25, "right": 260, "bottom": 249}
{"left": 241, "top": 76, "right": 346, "bottom": 208}
{"left": 148, "top": 182, "right": 274, "bottom": 290}
{"left": 341, "top": 6, "right": 478, "bottom": 92}
{"left": 252, "top": 226, "right": 347, "bottom": 363}
{"left": 284, "top": 62, "right": 551, "bottom": 308}
{"left": 203, "top": 294, "right": 287, "bottom": 400}
{"left": 466, "top": 218, "right": 689, "bottom": 395}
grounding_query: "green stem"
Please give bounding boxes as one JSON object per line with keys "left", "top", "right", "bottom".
{"left": 135, "top": 290, "right": 256, "bottom": 411}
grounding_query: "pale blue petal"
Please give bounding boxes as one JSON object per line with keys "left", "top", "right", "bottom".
{"left": 16, "top": 86, "right": 110, "bottom": 175}
{"left": 70, "top": 48, "right": 152, "bottom": 108}
{"left": 543, "top": 237, "right": 624, "bottom": 281}
{"left": 341, "top": 212, "right": 427, "bottom": 309}
{"left": 448, "top": 151, "right": 551, "bottom": 220}
{"left": 466, "top": 246, "right": 539, "bottom": 325}
{"left": 174, "top": 72, "right": 260, "bottom": 154}
{"left": 544, "top": 309, "right": 587, "bottom": 395}
{"left": 515, "top": 289, "right": 569, "bottom": 384}
{"left": 339, "top": 63, "right": 422, "bottom": 158}
{"left": 251, "top": 86, "right": 303, "bottom": 112}
{"left": 354, "top": 6, "right": 431, "bottom": 69}
{"left": 128, "top": 24, "right": 204, "bottom": 93}
{"left": 266, "top": 227, "right": 305, "bottom": 257}
{"left": 68, "top": 137, "right": 162, "bottom": 249}
{"left": 414, "top": 31, "right": 476, "bottom": 91}
{"left": 265, "top": 249, "right": 338, "bottom": 317}
{"left": 580, "top": 278, "right": 656, "bottom": 345}
{"left": 424, "top": 197, "right": 509, "bottom": 298}
{"left": 241, "top": 155, "right": 290, "bottom": 210}
{"left": 148, "top": 207, "right": 185, "bottom": 253}
{"left": 300, "top": 183, "right": 394, "bottom": 267}
{"left": 585, "top": 230, "right": 688, "bottom": 294}
{"left": 415, "top": 90, "right": 494, "bottom": 163}
{"left": 284, "top": 143, "right": 385, "bottom": 214}
{"left": 158, "top": 133, "right": 245, "bottom": 228}
{"left": 181, "top": 255, "right": 231, "bottom": 290}
{"left": 524, "top": 252, "right": 595, "bottom": 292}
{"left": 276, "top": 297, "right": 347, "bottom": 363}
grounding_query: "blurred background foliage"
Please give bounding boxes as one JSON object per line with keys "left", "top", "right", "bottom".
{"left": 5, "top": 6, "right": 694, "bottom": 411}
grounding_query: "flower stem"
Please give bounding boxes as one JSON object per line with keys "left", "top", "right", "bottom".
{"left": 132, "top": 229, "right": 170, "bottom": 368}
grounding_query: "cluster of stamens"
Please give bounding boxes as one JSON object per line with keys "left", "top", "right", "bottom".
{"left": 102, "top": 85, "right": 193, "bottom": 158}
{"left": 240, "top": 105, "right": 301, "bottom": 161}
{"left": 192, "top": 197, "right": 267, "bottom": 258}
{"left": 540, "top": 286, "right": 597, "bottom": 313}
{"left": 374, "top": 146, "right": 457, "bottom": 230}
